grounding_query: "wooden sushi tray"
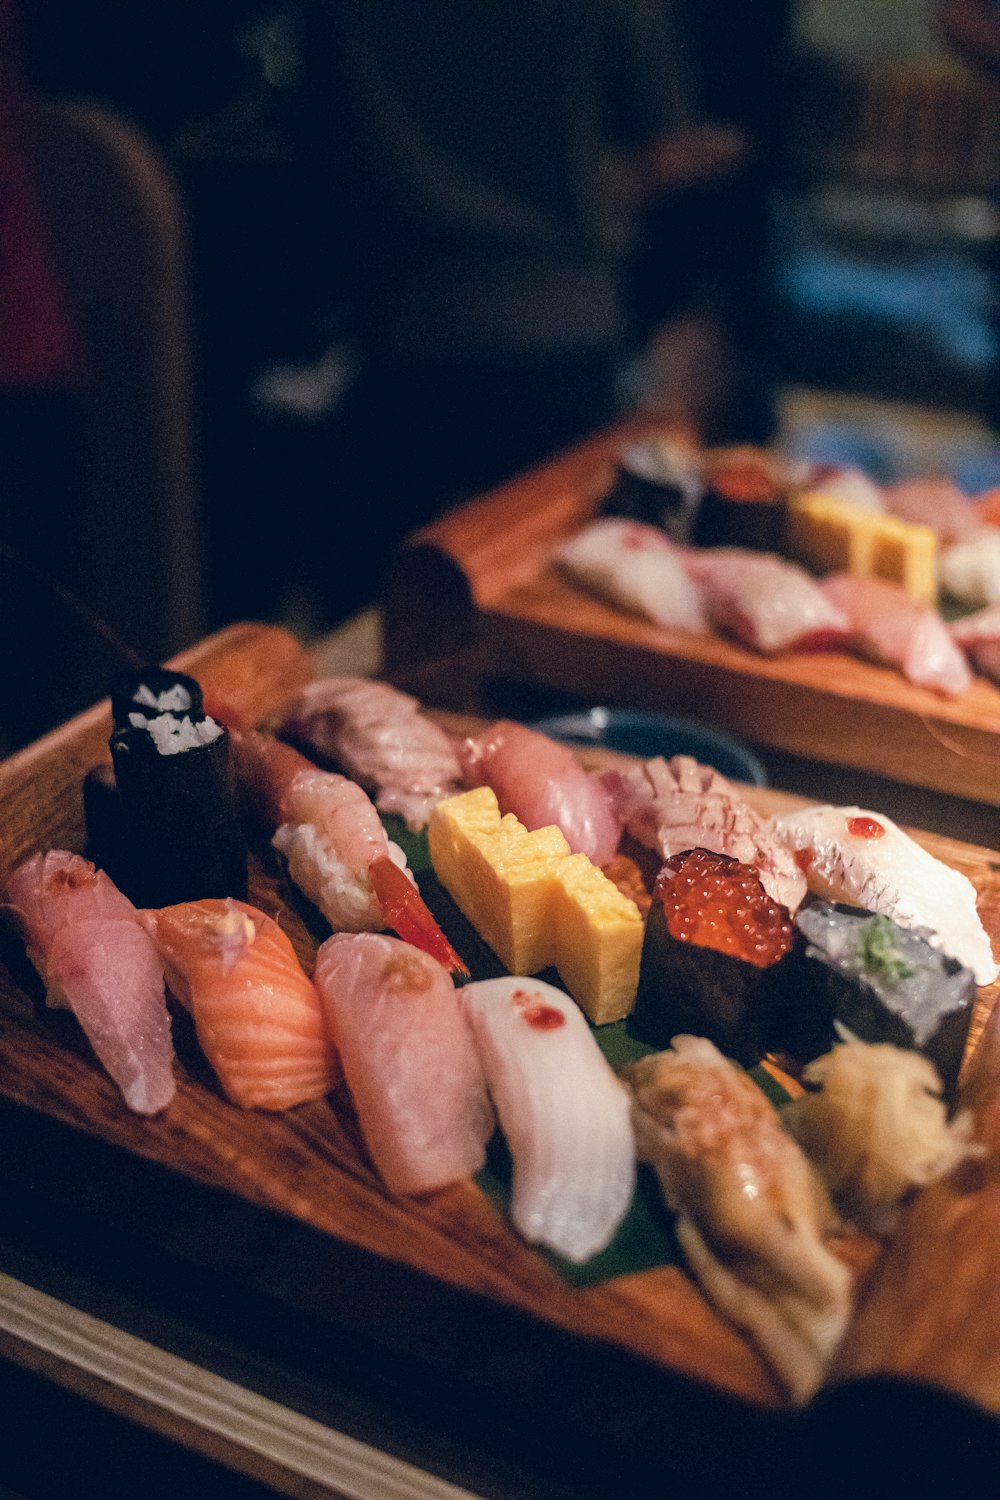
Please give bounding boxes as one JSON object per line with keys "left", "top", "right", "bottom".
{"left": 383, "top": 422, "right": 1000, "bottom": 808}
{"left": 2, "top": 620, "right": 1000, "bottom": 1498}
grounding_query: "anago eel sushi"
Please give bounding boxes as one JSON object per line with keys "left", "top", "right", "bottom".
{"left": 230, "top": 726, "right": 467, "bottom": 974}
{"left": 143, "top": 897, "right": 340, "bottom": 1110}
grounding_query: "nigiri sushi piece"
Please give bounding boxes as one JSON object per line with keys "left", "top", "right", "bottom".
{"left": 682, "top": 549, "right": 850, "bottom": 655}
{"left": 624, "top": 1036, "right": 851, "bottom": 1403}
{"left": 939, "top": 529, "right": 1000, "bottom": 609}
{"left": 949, "top": 600, "right": 1000, "bottom": 683}
{"left": 313, "top": 932, "right": 493, "bottom": 1194}
{"left": 821, "top": 573, "right": 972, "bottom": 697}
{"left": 553, "top": 518, "right": 709, "bottom": 633}
{"left": 773, "top": 804, "right": 998, "bottom": 985}
{"left": 804, "top": 465, "right": 885, "bottom": 512}
{"left": 4, "top": 850, "right": 175, "bottom": 1115}
{"left": 142, "top": 897, "right": 340, "bottom": 1110}
{"left": 602, "top": 754, "right": 807, "bottom": 912}
{"left": 230, "top": 727, "right": 467, "bottom": 975}
{"left": 279, "top": 676, "right": 463, "bottom": 831}
{"left": 784, "top": 1039, "right": 982, "bottom": 1237}
{"left": 884, "top": 477, "right": 980, "bottom": 545}
{"left": 459, "top": 719, "right": 622, "bottom": 866}
{"left": 460, "top": 976, "right": 635, "bottom": 1263}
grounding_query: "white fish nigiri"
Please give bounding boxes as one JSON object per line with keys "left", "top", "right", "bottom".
{"left": 460, "top": 976, "right": 635, "bottom": 1263}
{"left": 822, "top": 573, "right": 972, "bottom": 698}
{"left": 683, "top": 549, "right": 850, "bottom": 655}
{"left": 313, "top": 932, "right": 493, "bottom": 1194}
{"left": 773, "top": 805, "right": 998, "bottom": 985}
{"left": 555, "top": 518, "right": 709, "bottom": 633}
{"left": 4, "top": 850, "right": 175, "bottom": 1114}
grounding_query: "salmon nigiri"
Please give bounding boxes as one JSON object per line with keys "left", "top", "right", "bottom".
{"left": 4, "top": 850, "right": 175, "bottom": 1115}
{"left": 142, "top": 897, "right": 340, "bottom": 1110}
{"left": 230, "top": 726, "right": 467, "bottom": 975}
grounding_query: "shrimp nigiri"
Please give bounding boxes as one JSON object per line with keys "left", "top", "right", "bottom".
{"left": 230, "top": 727, "right": 467, "bottom": 975}
{"left": 142, "top": 897, "right": 340, "bottom": 1110}
{"left": 4, "top": 850, "right": 175, "bottom": 1115}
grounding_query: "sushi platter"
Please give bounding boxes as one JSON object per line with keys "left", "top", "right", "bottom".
{"left": 2, "top": 621, "right": 1000, "bottom": 1494}
{"left": 384, "top": 423, "right": 1000, "bottom": 806}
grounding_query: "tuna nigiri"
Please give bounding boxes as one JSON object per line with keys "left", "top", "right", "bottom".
{"left": 459, "top": 719, "right": 622, "bottom": 866}
{"left": 554, "top": 518, "right": 709, "bottom": 633}
{"left": 822, "top": 573, "right": 972, "bottom": 697}
{"left": 4, "top": 850, "right": 175, "bottom": 1114}
{"left": 230, "top": 727, "right": 467, "bottom": 975}
{"left": 773, "top": 804, "right": 998, "bottom": 985}
{"left": 460, "top": 976, "right": 635, "bottom": 1263}
{"left": 313, "top": 932, "right": 493, "bottom": 1194}
{"left": 142, "top": 897, "right": 340, "bottom": 1110}
{"left": 279, "top": 676, "right": 464, "bottom": 831}
{"left": 683, "top": 549, "right": 850, "bottom": 655}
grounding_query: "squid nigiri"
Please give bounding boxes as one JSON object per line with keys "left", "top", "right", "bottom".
{"left": 459, "top": 719, "right": 622, "bottom": 866}
{"left": 460, "top": 976, "right": 635, "bottom": 1263}
{"left": 142, "top": 897, "right": 340, "bottom": 1110}
{"left": 4, "top": 850, "right": 175, "bottom": 1115}
{"left": 773, "top": 804, "right": 998, "bottom": 985}
{"left": 313, "top": 932, "right": 493, "bottom": 1194}
{"left": 230, "top": 727, "right": 467, "bottom": 975}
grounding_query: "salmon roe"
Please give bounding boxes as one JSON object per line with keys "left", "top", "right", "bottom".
{"left": 653, "top": 848, "right": 793, "bottom": 968}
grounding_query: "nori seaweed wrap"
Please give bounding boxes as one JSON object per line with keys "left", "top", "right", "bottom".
{"left": 629, "top": 848, "right": 794, "bottom": 1066}
{"left": 109, "top": 707, "right": 248, "bottom": 908}
{"left": 778, "top": 902, "right": 976, "bottom": 1097}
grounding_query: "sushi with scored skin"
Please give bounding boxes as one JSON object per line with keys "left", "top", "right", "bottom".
{"left": 4, "top": 850, "right": 175, "bottom": 1115}
{"left": 459, "top": 718, "right": 623, "bottom": 866}
{"left": 279, "top": 676, "right": 464, "bottom": 832}
{"left": 313, "top": 932, "right": 492, "bottom": 1194}
{"left": 624, "top": 1036, "right": 852, "bottom": 1403}
{"left": 460, "top": 976, "right": 635, "bottom": 1263}
{"left": 142, "top": 897, "right": 340, "bottom": 1111}
{"left": 773, "top": 804, "right": 998, "bottom": 986}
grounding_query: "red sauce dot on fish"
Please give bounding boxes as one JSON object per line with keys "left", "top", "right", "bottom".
{"left": 846, "top": 815, "right": 886, "bottom": 841}
{"left": 520, "top": 1002, "right": 566, "bottom": 1031}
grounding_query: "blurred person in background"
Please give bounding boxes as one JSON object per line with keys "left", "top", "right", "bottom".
{"left": 296, "top": 0, "right": 745, "bottom": 560}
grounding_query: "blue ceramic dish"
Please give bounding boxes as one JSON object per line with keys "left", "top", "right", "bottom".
{"left": 530, "top": 708, "right": 769, "bottom": 787}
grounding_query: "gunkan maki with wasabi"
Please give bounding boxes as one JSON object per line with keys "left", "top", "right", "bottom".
{"left": 778, "top": 902, "right": 976, "bottom": 1095}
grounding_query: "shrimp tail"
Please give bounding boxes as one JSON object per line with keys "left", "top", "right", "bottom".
{"left": 368, "top": 855, "right": 470, "bottom": 978}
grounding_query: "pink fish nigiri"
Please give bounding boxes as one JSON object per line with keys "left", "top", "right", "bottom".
{"left": 822, "top": 573, "right": 972, "bottom": 697}
{"left": 4, "top": 850, "right": 175, "bottom": 1114}
{"left": 313, "top": 932, "right": 493, "bottom": 1195}
{"left": 459, "top": 720, "right": 622, "bottom": 865}
{"left": 554, "top": 518, "right": 709, "bottom": 633}
{"left": 142, "top": 897, "right": 340, "bottom": 1111}
{"left": 460, "top": 976, "right": 635, "bottom": 1262}
{"left": 950, "top": 601, "right": 1000, "bottom": 684}
{"left": 683, "top": 549, "right": 850, "bottom": 655}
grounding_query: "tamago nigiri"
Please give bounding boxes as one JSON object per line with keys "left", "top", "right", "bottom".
{"left": 143, "top": 897, "right": 340, "bottom": 1110}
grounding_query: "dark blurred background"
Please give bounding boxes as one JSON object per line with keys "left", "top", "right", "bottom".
{"left": 2, "top": 0, "right": 998, "bottom": 748}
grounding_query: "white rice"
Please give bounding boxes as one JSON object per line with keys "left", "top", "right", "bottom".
{"left": 128, "top": 711, "right": 223, "bottom": 755}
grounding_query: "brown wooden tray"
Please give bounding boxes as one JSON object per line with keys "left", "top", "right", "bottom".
{"left": 384, "top": 425, "right": 1000, "bottom": 806}
{"left": 2, "top": 622, "right": 1000, "bottom": 1491}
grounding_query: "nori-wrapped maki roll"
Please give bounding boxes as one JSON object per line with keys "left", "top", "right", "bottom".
{"left": 599, "top": 439, "right": 703, "bottom": 544}
{"left": 778, "top": 902, "right": 976, "bottom": 1097}
{"left": 109, "top": 707, "right": 248, "bottom": 908}
{"left": 694, "top": 447, "right": 790, "bottom": 553}
{"left": 630, "top": 848, "right": 794, "bottom": 1066}
{"left": 110, "top": 666, "right": 205, "bottom": 730}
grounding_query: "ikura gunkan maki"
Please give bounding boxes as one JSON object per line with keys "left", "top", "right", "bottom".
{"left": 630, "top": 848, "right": 794, "bottom": 1065}
{"left": 777, "top": 902, "right": 976, "bottom": 1096}
{"left": 107, "top": 671, "right": 248, "bottom": 909}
